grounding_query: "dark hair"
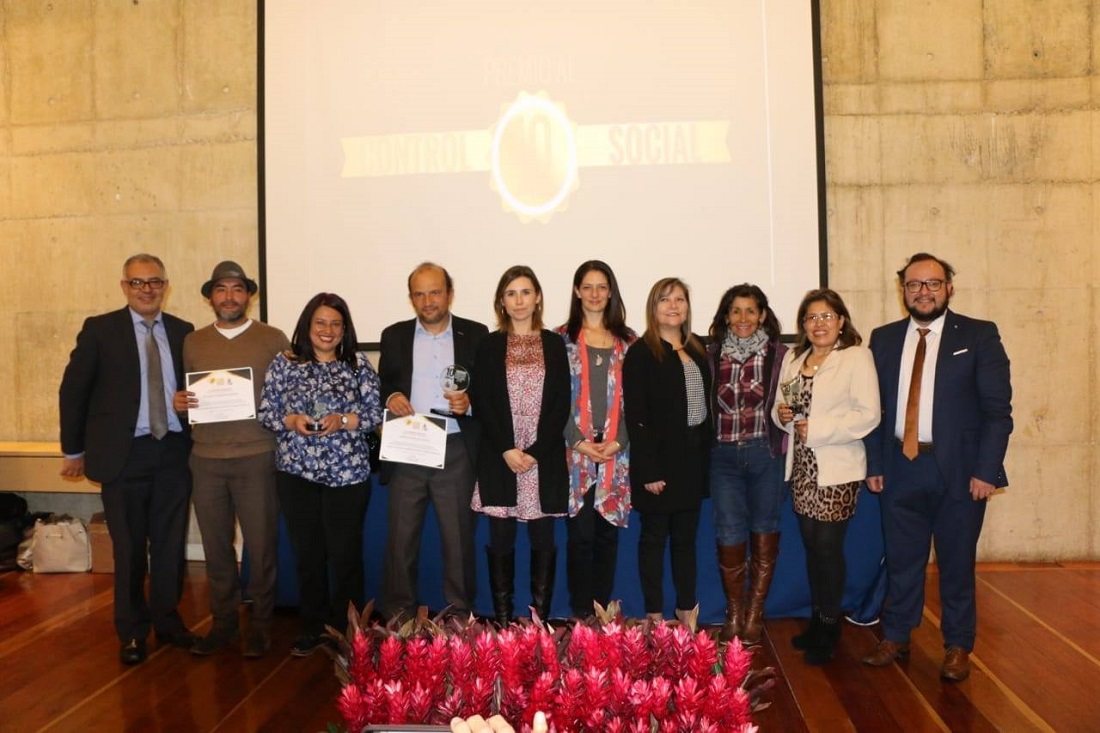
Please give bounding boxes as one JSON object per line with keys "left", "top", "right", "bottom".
{"left": 897, "top": 252, "right": 956, "bottom": 284}
{"left": 792, "top": 288, "right": 862, "bottom": 356}
{"left": 708, "top": 283, "right": 782, "bottom": 343}
{"left": 562, "top": 260, "right": 635, "bottom": 343}
{"left": 290, "top": 292, "right": 360, "bottom": 369}
{"left": 493, "top": 265, "right": 544, "bottom": 331}
{"left": 642, "top": 277, "right": 705, "bottom": 360}
{"left": 407, "top": 261, "right": 454, "bottom": 293}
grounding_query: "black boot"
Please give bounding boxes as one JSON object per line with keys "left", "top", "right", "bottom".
{"left": 792, "top": 610, "right": 825, "bottom": 651}
{"left": 486, "top": 547, "right": 514, "bottom": 627}
{"left": 803, "top": 617, "right": 841, "bottom": 665}
{"left": 529, "top": 548, "right": 557, "bottom": 622}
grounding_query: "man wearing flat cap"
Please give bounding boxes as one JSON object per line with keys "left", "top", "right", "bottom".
{"left": 173, "top": 261, "right": 289, "bottom": 658}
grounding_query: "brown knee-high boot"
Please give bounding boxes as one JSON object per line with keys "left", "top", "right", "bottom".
{"left": 743, "top": 532, "right": 779, "bottom": 644}
{"left": 717, "top": 544, "right": 748, "bottom": 642}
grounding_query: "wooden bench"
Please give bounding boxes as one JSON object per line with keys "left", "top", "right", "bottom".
{"left": 0, "top": 442, "right": 100, "bottom": 494}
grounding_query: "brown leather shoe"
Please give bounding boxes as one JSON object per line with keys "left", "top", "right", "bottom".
{"left": 941, "top": 646, "right": 971, "bottom": 681}
{"left": 861, "top": 638, "right": 910, "bottom": 666}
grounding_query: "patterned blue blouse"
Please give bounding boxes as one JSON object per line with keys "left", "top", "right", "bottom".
{"left": 258, "top": 352, "right": 383, "bottom": 487}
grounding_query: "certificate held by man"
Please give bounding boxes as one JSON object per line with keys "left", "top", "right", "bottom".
{"left": 379, "top": 409, "right": 448, "bottom": 469}
{"left": 185, "top": 367, "right": 256, "bottom": 424}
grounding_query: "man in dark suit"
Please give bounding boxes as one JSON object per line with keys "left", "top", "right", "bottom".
{"left": 377, "top": 263, "right": 488, "bottom": 620}
{"left": 59, "top": 254, "right": 196, "bottom": 664}
{"left": 862, "top": 252, "right": 1012, "bottom": 682}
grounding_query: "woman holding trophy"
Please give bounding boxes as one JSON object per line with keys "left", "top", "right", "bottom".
{"left": 258, "top": 292, "right": 382, "bottom": 657}
{"left": 471, "top": 265, "right": 571, "bottom": 625}
{"left": 558, "top": 260, "right": 636, "bottom": 619}
{"left": 773, "top": 288, "right": 879, "bottom": 665}
{"left": 706, "top": 284, "right": 788, "bottom": 644}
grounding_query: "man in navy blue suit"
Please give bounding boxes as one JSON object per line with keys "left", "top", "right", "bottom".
{"left": 861, "top": 253, "right": 1012, "bottom": 682}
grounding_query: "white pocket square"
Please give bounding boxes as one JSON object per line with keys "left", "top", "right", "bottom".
{"left": 952, "top": 348, "right": 968, "bottom": 356}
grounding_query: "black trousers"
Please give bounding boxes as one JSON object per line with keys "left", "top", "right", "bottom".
{"left": 487, "top": 516, "right": 555, "bottom": 552}
{"left": 100, "top": 433, "right": 191, "bottom": 642}
{"left": 796, "top": 513, "right": 849, "bottom": 620}
{"left": 637, "top": 509, "right": 700, "bottom": 614}
{"left": 276, "top": 471, "right": 370, "bottom": 635}
{"left": 566, "top": 485, "right": 620, "bottom": 617}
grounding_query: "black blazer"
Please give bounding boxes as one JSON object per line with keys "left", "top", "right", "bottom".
{"left": 623, "top": 337, "right": 712, "bottom": 514}
{"left": 471, "top": 330, "right": 570, "bottom": 513}
{"left": 376, "top": 314, "right": 489, "bottom": 483}
{"left": 59, "top": 307, "right": 193, "bottom": 484}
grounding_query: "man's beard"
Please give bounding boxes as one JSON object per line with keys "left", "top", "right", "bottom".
{"left": 216, "top": 305, "right": 246, "bottom": 324}
{"left": 906, "top": 297, "right": 949, "bottom": 323}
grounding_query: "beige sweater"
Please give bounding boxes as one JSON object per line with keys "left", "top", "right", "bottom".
{"left": 183, "top": 321, "right": 290, "bottom": 459}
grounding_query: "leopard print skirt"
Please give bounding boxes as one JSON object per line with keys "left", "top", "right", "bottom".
{"left": 790, "top": 377, "right": 860, "bottom": 522}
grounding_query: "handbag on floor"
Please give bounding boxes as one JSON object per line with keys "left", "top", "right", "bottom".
{"left": 29, "top": 515, "right": 92, "bottom": 573}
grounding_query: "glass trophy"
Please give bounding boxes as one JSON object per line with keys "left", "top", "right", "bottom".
{"left": 307, "top": 396, "right": 333, "bottom": 432}
{"left": 432, "top": 364, "right": 471, "bottom": 417}
{"left": 780, "top": 377, "right": 806, "bottom": 421}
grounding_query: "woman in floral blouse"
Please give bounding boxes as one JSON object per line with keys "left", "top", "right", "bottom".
{"left": 258, "top": 292, "right": 382, "bottom": 657}
{"left": 558, "top": 260, "right": 635, "bottom": 619}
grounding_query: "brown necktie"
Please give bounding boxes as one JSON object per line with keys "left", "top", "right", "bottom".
{"left": 144, "top": 319, "right": 169, "bottom": 440}
{"left": 902, "top": 328, "right": 930, "bottom": 460}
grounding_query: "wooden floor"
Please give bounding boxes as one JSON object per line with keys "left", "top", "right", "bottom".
{"left": 1, "top": 562, "right": 1097, "bottom": 732}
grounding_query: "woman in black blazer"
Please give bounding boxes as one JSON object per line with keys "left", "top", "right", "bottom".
{"left": 471, "top": 265, "right": 571, "bottom": 625}
{"left": 623, "top": 277, "right": 712, "bottom": 622}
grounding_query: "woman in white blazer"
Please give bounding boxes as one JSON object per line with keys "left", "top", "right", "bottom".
{"left": 772, "top": 288, "right": 879, "bottom": 665}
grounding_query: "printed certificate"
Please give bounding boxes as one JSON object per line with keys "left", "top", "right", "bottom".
{"left": 186, "top": 368, "right": 256, "bottom": 424}
{"left": 379, "top": 409, "right": 448, "bottom": 469}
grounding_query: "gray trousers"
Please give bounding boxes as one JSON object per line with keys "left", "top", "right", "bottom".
{"left": 189, "top": 451, "right": 279, "bottom": 632}
{"left": 381, "top": 434, "right": 477, "bottom": 618}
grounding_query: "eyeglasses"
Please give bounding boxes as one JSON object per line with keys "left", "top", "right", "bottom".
{"left": 904, "top": 279, "right": 945, "bottom": 293}
{"left": 802, "top": 312, "right": 838, "bottom": 325}
{"left": 126, "top": 278, "right": 166, "bottom": 291}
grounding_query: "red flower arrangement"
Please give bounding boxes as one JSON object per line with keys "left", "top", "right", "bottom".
{"left": 330, "top": 602, "right": 775, "bottom": 732}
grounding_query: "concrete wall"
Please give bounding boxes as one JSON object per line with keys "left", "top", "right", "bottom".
{"left": 1, "top": 1, "right": 1095, "bottom": 559}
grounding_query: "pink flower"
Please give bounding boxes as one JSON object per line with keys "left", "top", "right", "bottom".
{"left": 672, "top": 675, "right": 705, "bottom": 719}
{"left": 331, "top": 603, "right": 765, "bottom": 731}
{"left": 648, "top": 676, "right": 672, "bottom": 721}
{"left": 688, "top": 630, "right": 718, "bottom": 679}
{"left": 722, "top": 635, "right": 753, "bottom": 688}
{"left": 405, "top": 682, "right": 435, "bottom": 722}
{"left": 336, "top": 681, "right": 368, "bottom": 731}
{"left": 382, "top": 680, "right": 408, "bottom": 723}
{"left": 349, "top": 630, "right": 375, "bottom": 685}
{"left": 377, "top": 636, "right": 404, "bottom": 681}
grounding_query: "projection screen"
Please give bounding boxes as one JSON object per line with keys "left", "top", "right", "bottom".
{"left": 261, "top": 0, "right": 826, "bottom": 344}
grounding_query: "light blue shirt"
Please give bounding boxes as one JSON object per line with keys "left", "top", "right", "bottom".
{"left": 130, "top": 308, "right": 183, "bottom": 437}
{"left": 410, "top": 316, "right": 460, "bottom": 434}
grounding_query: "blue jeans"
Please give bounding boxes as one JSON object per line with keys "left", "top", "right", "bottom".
{"left": 709, "top": 438, "right": 785, "bottom": 545}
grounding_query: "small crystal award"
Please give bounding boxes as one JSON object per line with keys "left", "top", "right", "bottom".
{"left": 431, "top": 364, "right": 471, "bottom": 417}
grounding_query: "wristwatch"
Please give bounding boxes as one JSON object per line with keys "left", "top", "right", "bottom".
{"left": 340, "top": 413, "right": 349, "bottom": 427}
